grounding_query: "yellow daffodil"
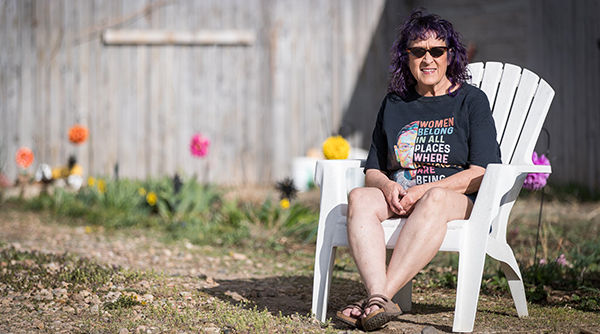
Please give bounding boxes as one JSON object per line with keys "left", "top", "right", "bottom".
{"left": 279, "top": 198, "right": 290, "bottom": 209}
{"left": 87, "top": 176, "right": 95, "bottom": 187}
{"left": 52, "top": 167, "right": 63, "bottom": 180}
{"left": 322, "top": 135, "right": 350, "bottom": 160}
{"left": 138, "top": 187, "right": 147, "bottom": 196}
{"left": 97, "top": 179, "right": 107, "bottom": 193}
{"left": 70, "top": 164, "right": 83, "bottom": 176}
{"left": 146, "top": 191, "right": 157, "bottom": 206}
{"left": 60, "top": 166, "right": 70, "bottom": 178}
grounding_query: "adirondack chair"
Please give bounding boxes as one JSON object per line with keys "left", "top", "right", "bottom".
{"left": 311, "top": 62, "right": 554, "bottom": 332}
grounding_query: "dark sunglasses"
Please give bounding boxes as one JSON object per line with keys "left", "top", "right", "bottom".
{"left": 406, "top": 46, "right": 449, "bottom": 58}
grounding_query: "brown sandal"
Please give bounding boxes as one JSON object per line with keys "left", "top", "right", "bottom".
{"left": 361, "top": 294, "right": 402, "bottom": 331}
{"left": 335, "top": 299, "right": 366, "bottom": 329}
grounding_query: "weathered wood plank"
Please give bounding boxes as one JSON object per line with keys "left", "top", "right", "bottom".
{"left": 135, "top": 14, "right": 148, "bottom": 179}
{"left": 76, "top": 0, "right": 90, "bottom": 177}
{"left": 19, "top": 0, "right": 35, "bottom": 156}
{"left": 64, "top": 0, "right": 79, "bottom": 168}
{"left": 162, "top": 1, "right": 175, "bottom": 177}
{"left": 87, "top": 0, "right": 101, "bottom": 177}
{"left": 1, "top": 0, "right": 18, "bottom": 179}
{"left": 118, "top": 0, "right": 137, "bottom": 179}
{"left": 102, "top": 29, "right": 256, "bottom": 46}
{"left": 589, "top": 0, "right": 600, "bottom": 189}
{"left": 48, "top": 0, "right": 63, "bottom": 166}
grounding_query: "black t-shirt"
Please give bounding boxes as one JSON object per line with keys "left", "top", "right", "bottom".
{"left": 365, "top": 84, "right": 501, "bottom": 194}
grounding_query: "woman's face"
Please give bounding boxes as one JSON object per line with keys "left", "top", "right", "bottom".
{"left": 408, "top": 34, "right": 452, "bottom": 97}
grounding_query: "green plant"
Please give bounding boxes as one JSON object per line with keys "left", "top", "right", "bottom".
{"left": 28, "top": 180, "right": 158, "bottom": 229}
{"left": 243, "top": 198, "right": 319, "bottom": 248}
{"left": 164, "top": 199, "right": 252, "bottom": 247}
{"left": 78, "top": 177, "right": 146, "bottom": 212}
{"left": 153, "top": 176, "right": 221, "bottom": 223}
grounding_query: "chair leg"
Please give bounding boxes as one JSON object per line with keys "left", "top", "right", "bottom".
{"left": 500, "top": 262, "right": 529, "bottom": 317}
{"left": 486, "top": 238, "right": 529, "bottom": 317}
{"left": 387, "top": 249, "right": 413, "bottom": 312}
{"left": 392, "top": 280, "right": 412, "bottom": 312}
{"left": 385, "top": 249, "right": 412, "bottom": 312}
{"left": 452, "top": 250, "right": 487, "bottom": 333}
{"left": 311, "top": 244, "right": 337, "bottom": 322}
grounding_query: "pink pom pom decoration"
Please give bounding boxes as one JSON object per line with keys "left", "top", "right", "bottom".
{"left": 190, "top": 133, "right": 211, "bottom": 158}
{"left": 523, "top": 152, "right": 550, "bottom": 191}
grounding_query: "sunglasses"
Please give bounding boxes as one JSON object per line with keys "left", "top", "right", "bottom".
{"left": 406, "top": 46, "right": 449, "bottom": 58}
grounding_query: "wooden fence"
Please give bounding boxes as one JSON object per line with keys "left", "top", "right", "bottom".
{"left": 0, "top": 0, "right": 385, "bottom": 185}
{"left": 1, "top": 0, "right": 599, "bottom": 191}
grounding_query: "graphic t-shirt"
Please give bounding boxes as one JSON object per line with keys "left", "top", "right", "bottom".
{"left": 364, "top": 84, "right": 501, "bottom": 193}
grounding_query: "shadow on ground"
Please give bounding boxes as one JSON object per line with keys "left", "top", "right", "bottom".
{"left": 203, "top": 274, "right": 455, "bottom": 332}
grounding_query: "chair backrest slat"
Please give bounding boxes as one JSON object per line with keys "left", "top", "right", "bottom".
{"left": 479, "top": 62, "right": 504, "bottom": 107}
{"left": 511, "top": 79, "right": 555, "bottom": 165}
{"left": 467, "top": 62, "right": 554, "bottom": 165}
{"left": 500, "top": 69, "right": 539, "bottom": 163}
{"left": 491, "top": 64, "right": 522, "bottom": 143}
{"left": 468, "top": 62, "right": 484, "bottom": 88}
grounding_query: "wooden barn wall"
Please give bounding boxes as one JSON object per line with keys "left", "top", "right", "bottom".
{"left": 527, "top": 0, "right": 600, "bottom": 191}
{"left": 0, "top": 0, "right": 385, "bottom": 185}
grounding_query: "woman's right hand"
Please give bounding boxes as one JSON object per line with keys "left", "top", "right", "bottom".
{"left": 382, "top": 181, "right": 407, "bottom": 216}
{"left": 365, "top": 169, "right": 407, "bottom": 216}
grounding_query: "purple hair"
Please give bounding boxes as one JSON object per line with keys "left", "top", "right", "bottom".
{"left": 388, "top": 9, "right": 470, "bottom": 98}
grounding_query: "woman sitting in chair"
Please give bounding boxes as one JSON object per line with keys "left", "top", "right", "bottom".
{"left": 337, "top": 9, "right": 501, "bottom": 331}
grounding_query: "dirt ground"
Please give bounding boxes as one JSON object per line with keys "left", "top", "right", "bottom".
{"left": 0, "top": 196, "right": 599, "bottom": 333}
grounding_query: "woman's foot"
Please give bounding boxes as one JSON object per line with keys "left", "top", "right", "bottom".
{"left": 335, "top": 299, "right": 366, "bottom": 328}
{"left": 360, "top": 294, "right": 402, "bottom": 331}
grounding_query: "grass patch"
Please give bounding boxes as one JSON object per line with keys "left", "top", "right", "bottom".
{"left": 0, "top": 246, "right": 143, "bottom": 295}
{"left": 0, "top": 244, "right": 336, "bottom": 333}
{"left": 1, "top": 180, "right": 600, "bottom": 333}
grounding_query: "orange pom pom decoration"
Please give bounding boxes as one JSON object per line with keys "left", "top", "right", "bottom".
{"left": 68, "top": 124, "right": 89, "bottom": 144}
{"left": 15, "top": 147, "right": 34, "bottom": 169}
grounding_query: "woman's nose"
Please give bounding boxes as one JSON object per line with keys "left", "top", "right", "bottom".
{"left": 422, "top": 51, "right": 434, "bottom": 63}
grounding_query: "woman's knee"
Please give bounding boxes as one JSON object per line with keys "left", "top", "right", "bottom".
{"left": 413, "top": 187, "right": 470, "bottom": 222}
{"left": 348, "top": 187, "right": 388, "bottom": 220}
{"left": 419, "top": 187, "right": 448, "bottom": 207}
{"left": 348, "top": 187, "right": 374, "bottom": 208}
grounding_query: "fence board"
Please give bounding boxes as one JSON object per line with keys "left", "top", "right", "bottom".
{"left": 19, "top": 0, "right": 35, "bottom": 154}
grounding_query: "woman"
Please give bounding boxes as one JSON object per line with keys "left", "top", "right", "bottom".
{"left": 336, "top": 9, "right": 501, "bottom": 331}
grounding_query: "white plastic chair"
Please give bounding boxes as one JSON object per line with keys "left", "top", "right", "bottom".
{"left": 311, "top": 62, "right": 555, "bottom": 332}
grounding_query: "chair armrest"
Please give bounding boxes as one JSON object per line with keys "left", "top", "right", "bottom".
{"left": 504, "top": 163, "right": 552, "bottom": 174}
{"left": 468, "top": 163, "right": 551, "bottom": 236}
{"left": 314, "top": 159, "right": 365, "bottom": 219}
{"left": 314, "top": 159, "right": 365, "bottom": 188}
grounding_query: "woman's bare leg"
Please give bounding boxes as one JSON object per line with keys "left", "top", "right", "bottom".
{"left": 360, "top": 187, "right": 474, "bottom": 316}
{"left": 385, "top": 187, "right": 472, "bottom": 295}
{"left": 341, "top": 187, "right": 396, "bottom": 318}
